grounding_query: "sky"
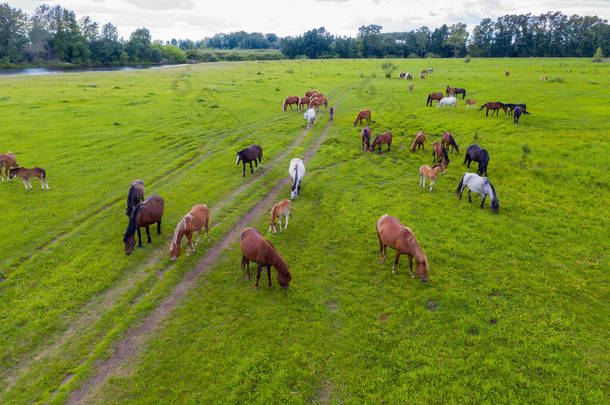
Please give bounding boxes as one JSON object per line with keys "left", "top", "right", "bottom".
{"left": 13, "top": 0, "right": 610, "bottom": 41}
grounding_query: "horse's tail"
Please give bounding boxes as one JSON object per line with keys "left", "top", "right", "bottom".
{"left": 479, "top": 103, "right": 487, "bottom": 111}
{"left": 41, "top": 168, "right": 46, "bottom": 179}
{"left": 456, "top": 175, "right": 464, "bottom": 195}
{"left": 442, "top": 147, "right": 449, "bottom": 165}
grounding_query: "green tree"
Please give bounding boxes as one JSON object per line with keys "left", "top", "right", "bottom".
{"left": 445, "top": 23, "right": 468, "bottom": 57}
{"left": 357, "top": 24, "right": 383, "bottom": 57}
{"left": 125, "top": 28, "right": 152, "bottom": 62}
{"left": 593, "top": 46, "right": 604, "bottom": 60}
{"left": 0, "top": 3, "right": 28, "bottom": 62}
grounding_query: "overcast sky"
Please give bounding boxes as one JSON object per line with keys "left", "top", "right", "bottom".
{"left": 13, "top": 0, "right": 610, "bottom": 41}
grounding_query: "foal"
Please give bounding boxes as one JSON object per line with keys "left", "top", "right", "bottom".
{"left": 268, "top": 199, "right": 291, "bottom": 234}
{"left": 169, "top": 204, "right": 210, "bottom": 262}
{"left": 419, "top": 164, "right": 446, "bottom": 192}
{"left": 353, "top": 110, "right": 371, "bottom": 127}
{"left": 240, "top": 227, "right": 291, "bottom": 290}
{"left": 465, "top": 99, "right": 476, "bottom": 110}
{"left": 410, "top": 131, "right": 425, "bottom": 152}
{"left": 9, "top": 167, "right": 49, "bottom": 190}
{"left": 370, "top": 132, "right": 392, "bottom": 154}
{"left": 0, "top": 152, "right": 18, "bottom": 182}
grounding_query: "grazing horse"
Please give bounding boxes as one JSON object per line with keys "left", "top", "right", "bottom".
{"left": 9, "top": 167, "right": 49, "bottom": 190}
{"left": 505, "top": 71, "right": 510, "bottom": 76}
{"left": 463, "top": 144, "right": 489, "bottom": 176}
{"left": 410, "top": 131, "right": 426, "bottom": 152}
{"left": 305, "top": 90, "right": 318, "bottom": 97}
{"left": 421, "top": 69, "right": 428, "bottom": 76}
{"left": 420, "top": 74, "right": 426, "bottom": 80}
{"left": 309, "top": 96, "right": 328, "bottom": 110}
{"left": 442, "top": 131, "right": 459, "bottom": 154}
{"left": 456, "top": 172, "right": 499, "bottom": 213}
{"left": 240, "top": 227, "right": 291, "bottom": 290}
{"left": 399, "top": 72, "right": 406, "bottom": 79}
{"left": 268, "top": 199, "right": 291, "bottom": 233}
{"left": 370, "top": 132, "right": 392, "bottom": 154}
{"left": 282, "top": 96, "right": 299, "bottom": 111}
{"left": 465, "top": 99, "right": 477, "bottom": 110}
{"left": 0, "top": 151, "right": 18, "bottom": 182}
{"left": 297, "top": 96, "right": 310, "bottom": 111}
{"left": 329, "top": 106, "right": 334, "bottom": 121}
{"left": 513, "top": 106, "right": 529, "bottom": 124}
{"left": 426, "top": 92, "right": 443, "bottom": 107}
{"left": 505, "top": 103, "right": 527, "bottom": 116}
{"left": 126, "top": 180, "right": 145, "bottom": 217}
{"left": 432, "top": 142, "right": 450, "bottom": 166}
{"left": 353, "top": 109, "right": 371, "bottom": 127}
{"left": 479, "top": 102, "right": 507, "bottom": 116}
{"left": 236, "top": 144, "right": 263, "bottom": 177}
{"left": 376, "top": 214, "right": 429, "bottom": 280}
{"left": 437, "top": 97, "right": 457, "bottom": 110}
{"left": 361, "top": 126, "right": 372, "bottom": 151}
{"left": 289, "top": 158, "right": 305, "bottom": 201}
{"left": 428, "top": 67, "right": 433, "bottom": 73}
{"left": 123, "top": 194, "right": 164, "bottom": 255}
{"left": 419, "top": 164, "right": 446, "bottom": 192}
{"left": 446, "top": 86, "right": 466, "bottom": 99}
{"left": 169, "top": 204, "right": 210, "bottom": 262}
{"left": 409, "top": 83, "right": 414, "bottom": 92}
{"left": 304, "top": 108, "right": 316, "bottom": 128}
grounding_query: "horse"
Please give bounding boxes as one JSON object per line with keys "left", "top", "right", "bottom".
{"left": 456, "top": 172, "right": 499, "bottom": 213}
{"left": 420, "top": 74, "right": 425, "bottom": 80}
{"left": 289, "top": 158, "right": 305, "bottom": 200}
{"left": 426, "top": 93, "right": 443, "bottom": 107}
{"left": 353, "top": 110, "right": 371, "bottom": 127}
{"left": 421, "top": 69, "right": 428, "bottom": 76}
{"left": 304, "top": 108, "right": 316, "bottom": 128}
{"left": 0, "top": 151, "right": 18, "bottom": 182}
{"left": 297, "top": 96, "right": 310, "bottom": 111}
{"left": 442, "top": 131, "right": 459, "bottom": 154}
{"left": 236, "top": 144, "right": 263, "bottom": 177}
{"left": 406, "top": 73, "right": 412, "bottom": 79}
{"left": 513, "top": 106, "right": 529, "bottom": 124}
{"left": 305, "top": 90, "right": 318, "bottom": 97}
{"left": 240, "top": 227, "right": 291, "bottom": 290}
{"left": 268, "top": 199, "right": 291, "bottom": 233}
{"left": 505, "top": 103, "right": 527, "bottom": 116}
{"left": 9, "top": 167, "right": 49, "bottom": 190}
{"left": 428, "top": 67, "right": 433, "bottom": 73}
{"left": 361, "top": 126, "right": 372, "bottom": 151}
{"left": 282, "top": 96, "right": 299, "bottom": 112}
{"left": 399, "top": 72, "right": 406, "bottom": 79}
{"left": 419, "top": 164, "right": 446, "bottom": 192}
{"left": 376, "top": 214, "right": 429, "bottom": 281}
{"left": 309, "top": 96, "right": 327, "bottom": 110}
{"left": 479, "top": 102, "right": 507, "bottom": 116}
{"left": 446, "top": 85, "right": 454, "bottom": 96}
{"left": 169, "top": 204, "right": 210, "bottom": 262}
{"left": 126, "top": 180, "right": 145, "bottom": 217}
{"left": 463, "top": 144, "right": 489, "bottom": 176}
{"left": 409, "top": 83, "right": 414, "bottom": 93}
{"left": 446, "top": 86, "right": 466, "bottom": 99}
{"left": 123, "top": 194, "right": 164, "bottom": 255}
{"left": 329, "top": 106, "right": 334, "bottom": 121}
{"left": 437, "top": 97, "right": 457, "bottom": 110}
{"left": 432, "top": 142, "right": 449, "bottom": 166}
{"left": 370, "top": 132, "right": 392, "bottom": 154}
{"left": 410, "top": 131, "right": 425, "bottom": 152}
{"left": 465, "top": 99, "right": 477, "bottom": 110}
{"left": 505, "top": 71, "right": 510, "bottom": 76}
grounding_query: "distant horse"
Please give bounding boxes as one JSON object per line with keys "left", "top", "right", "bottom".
{"left": 361, "top": 126, "right": 372, "bottom": 151}
{"left": 432, "top": 142, "right": 449, "bottom": 166}
{"left": 420, "top": 74, "right": 426, "bottom": 80}
{"left": 465, "top": 99, "right": 477, "bottom": 110}
{"left": 282, "top": 96, "right": 299, "bottom": 111}
{"left": 304, "top": 108, "right": 316, "bottom": 128}
{"left": 236, "top": 144, "right": 263, "bottom": 177}
{"left": 419, "top": 164, "right": 446, "bottom": 192}
{"left": 399, "top": 72, "right": 412, "bottom": 80}
{"left": 426, "top": 93, "right": 443, "bottom": 106}
{"left": 329, "top": 106, "right": 334, "bottom": 120}
{"left": 442, "top": 131, "right": 459, "bottom": 154}
{"left": 297, "top": 96, "right": 310, "bottom": 111}
{"left": 513, "top": 106, "right": 529, "bottom": 124}
{"left": 505, "top": 103, "right": 527, "bottom": 116}
{"left": 9, "top": 166, "right": 49, "bottom": 190}
{"left": 305, "top": 90, "right": 318, "bottom": 97}
{"left": 410, "top": 131, "right": 425, "bottom": 152}
{"left": 446, "top": 85, "right": 454, "bottom": 96}
{"left": 437, "top": 97, "right": 457, "bottom": 110}
{"left": 428, "top": 67, "right": 433, "bottom": 73}
{"left": 456, "top": 172, "right": 499, "bottom": 213}
{"left": 446, "top": 85, "right": 466, "bottom": 99}
{"left": 505, "top": 71, "right": 510, "bottom": 76}
{"left": 123, "top": 194, "right": 164, "bottom": 255}
{"left": 126, "top": 180, "right": 145, "bottom": 217}
{"left": 409, "top": 83, "right": 414, "bottom": 92}
{"left": 169, "top": 204, "right": 210, "bottom": 262}
{"left": 353, "top": 110, "right": 371, "bottom": 127}
{"left": 421, "top": 69, "right": 428, "bottom": 76}
{"left": 479, "top": 102, "right": 507, "bottom": 116}
{"left": 370, "top": 132, "right": 392, "bottom": 154}
{"left": 463, "top": 144, "right": 489, "bottom": 176}
{"left": 309, "top": 96, "right": 328, "bottom": 110}
{"left": 240, "top": 227, "right": 291, "bottom": 289}
{"left": 376, "top": 214, "right": 429, "bottom": 280}
{"left": 0, "top": 151, "right": 18, "bottom": 182}
{"left": 268, "top": 199, "right": 291, "bottom": 233}
{"left": 289, "top": 158, "right": 305, "bottom": 201}
{"left": 399, "top": 72, "right": 406, "bottom": 79}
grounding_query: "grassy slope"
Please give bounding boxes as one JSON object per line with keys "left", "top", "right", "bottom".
{"left": 0, "top": 58, "right": 608, "bottom": 403}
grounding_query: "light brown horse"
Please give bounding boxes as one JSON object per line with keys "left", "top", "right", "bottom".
{"left": 376, "top": 214, "right": 429, "bottom": 281}
{"left": 283, "top": 96, "right": 299, "bottom": 111}
{"left": 442, "top": 131, "right": 459, "bottom": 154}
{"left": 353, "top": 110, "right": 371, "bottom": 127}
{"left": 297, "top": 96, "right": 310, "bottom": 111}
{"left": 9, "top": 167, "right": 49, "bottom": 190}
{"left": 123, "top": 194, "right": 164, "bottom": 255}
{"left": 409, "top": 83, "right": 414, "bottom": 92}
{"left": 309, "top": 96, "right": 328, "bottom": 110}
{"left": 426, "top": 92, "right": 443, "bottom": 106}
{"left": 169, "top": 204, "right": 210, "bottom": 262}
{"left": 420, "top": 74, "right": 425, "bottom": 80}
{"left": 0, "top": 152, "right": 18, "bottom": 182}
{"left": 268, "top": 199, "right": 291, "bottom": 234}
{"left": 465, "top": 99, "right": 477, "bottom": 110}
{"left": 305, "top": 90, "right": 318, "bottom": 97}
{"left": 361, "top": 126, "right": 371, "bottom": 151}
{"left": 410, "top": 131, "right": 426, "bottom": 152}
{"left": 240, "top": 227, "right": 291, "bottom": 290}
{"left": 370, "top": 132, "right": 392, "bottom": 154}
{"left": 446, "top": 85, "right": 455, "bottom": 96}
{"left": 419, "top": 164, "right": 446, "bottom": 192}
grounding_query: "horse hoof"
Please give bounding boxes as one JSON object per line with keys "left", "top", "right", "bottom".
{"left": 392, "top": 269, "right": 396, "bottom": 274}
{"left": 254, "top": 285, "right": 259, "bottom": 291}
{"left": 245, "top": 276, "right": 250, "bottom": 281}
{"left": 137, "top": 246, "right": 142, "bottom": 249}
{"left": 268, "top": 284, "right": 273, "bottom": 289}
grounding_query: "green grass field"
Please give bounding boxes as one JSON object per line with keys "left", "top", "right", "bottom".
{"left": 0, "top": 58, "right": 608, "bottom": 404}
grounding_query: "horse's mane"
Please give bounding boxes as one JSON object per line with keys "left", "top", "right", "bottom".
{"left": 123, "top": 203, "right": 143, "bottom": 242}
{"left": 371, "top": 134, "right": 380, "bottom": 145}
{"left": 487, "top": 179, "right": 497, "bottom": 200}
{"left": 171, "top": 215, "right": 188, "bottom": 247}
{"left": 442, "top": 146, "right": 449, "bottom": 163}
{"left": 127, "top": 185, "right": 138, "bottom": 212}
{"left": 292, "top": 164, "right": 299, "bottom": 190}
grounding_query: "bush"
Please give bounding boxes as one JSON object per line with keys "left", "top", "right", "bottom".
{"left": 592, "top": 47, "right": 604, "bottom": 62}
{"left": 465, "top": 55, "right": 472, "bottom": 63}
{"left": 549, "top": 77, "right": 564, "bottom": 83}
{"left": 381, "top": 59, "right": 397, "bottom": 78}
{"left": 425, "top": 52, "right": 440, "bottom": 58}
{"left": 407, "top": 53, "right": 419, "bottom": 58}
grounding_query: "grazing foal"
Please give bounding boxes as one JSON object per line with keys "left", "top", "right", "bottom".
{"left": 353, "top": 110, "right": 371, "bottom": 127}
{"left": 465, "top": 99, "right": 476, "bottom": 110}
{"left": 240, "top": 227, "right": 291, "bottom": 290}
{"left": 169, "top": 204, "right": 210, "bottom": 262}
{"left": 419, "top": 164, "right": 446, "bottom": 192}
{"left": 9, "top": 167, "right": 49, "bottom": 190}
{"left": 268, "top": 199, "right": 291, "bottom": 234}
{"left": 410, "top": 131, "right": 425, "bottom": 152}
{"left": 0, "top": 152, "right": 18, "bottom": 182}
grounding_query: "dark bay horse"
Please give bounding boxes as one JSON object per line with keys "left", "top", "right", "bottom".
{"left": 432, "top": 142, "right": 449, "bottom": 166}
{"left": 126, "top": 179, "right": 145, "bottom": 217}
{"left": 427, "top": 93, "right": 443, "bottom": 107}
{"left": 370, "top": 132, "right": 392, "bottom": 153}
{"left": 505, "top": 103, "right": 527, "bottom": 116}
{"left": 240, "top": 227, "right": 291, "bottom": 290}
{"left": 463, "top": 144, "right": 489, "bottom": 176}
{"left": 513, "top": 106, "right": 530, "bottom": 124}
{"left": 361, "top": 126, "right": 371, "bottom": 151}
{"left": 479, "top": 102, "right": 507, "bottom": 117}
{"left": 329, "top": 106, "right": 334, "bottom": 121}
{"left": 123, "top": 194, "right": 164, "bottom": 255}
{"left": 236, "top": 144, "right": 263, "bottom": 177}
{"left": 442, "top": 131, "right": 459, "bottom": 154}
{"left": 446, "top": 85, "right": 466, "bottom": 99}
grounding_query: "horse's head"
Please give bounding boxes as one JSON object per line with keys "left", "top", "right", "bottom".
{"left": 277, "top": 265, "right": 292, "bottom": 289}
{"left": 290, "top": 186, "right": 298, "bottom": 201}
{"left": 8, "top": 167, "right": 19, "bottom": 179}
{"left": 416, "top": 258, "right": 429, "bottom": 282}
{"left": 124, "top": 233, "right": 136, "bottom": 255}
{"left": 169, "top": 240, "right": 180, "bottom": 262}
{"left": 235, "top": 151, "right": 242, "bottom": 165}
{"left": 491, "top": 198, "right": 499, "bottom": 214}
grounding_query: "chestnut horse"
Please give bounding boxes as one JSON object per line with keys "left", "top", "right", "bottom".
{"left": 465, "top": 99, "right": 477, "bottom": 110}
{"left": 353, "top": 110, "right": 371, "bottom": 127}
{"left": 370, "top": 132, "right": 392, "bottom": 154}
{"left": 0, "top": 151, "right": 18, "bottom": 182}
{"left": 432, "top": 142, "right": 449, "bottom": 166}
{"left": 361, "top": 126, "right": 372, "bottom": 151}
{"left": 442, "top": 131, "right": 459, "bottom": 154}
{"left": 268, "top": 199, "right": 291, "bottom": 233}
{"left": 123, "top": 194, "right": 164, "bottom": 255}
{"left": 126, "top": 179, "right": 145, "bottom": 217}
{"left": 282, "top": 96, "right": 299, "bottom": 111}
{"left": 419, "top": 164, "right": 446, "bottom": 192}
{"left": 463, "top": 144, "right": 489, "bottom": 176}
{"left": 169, "top": 204, "right": 210, "bottom": 261}
{"left": 305, "top": 90, "right": 318, "bottom": 97}
{"left": 297, "top": 96, "right": 310, "bottom": 112}
{"left": 410, "top": 131, "right": 425, "bottom": 152}
{"left": 9, "top": 166, "right": 49, "bottom": 190}
{"left": 240, "top": 227, "right": 291, "bottom": 289}
{"left": 479, "top": 102, "right": 507, "bottom": 116}
{"left": 426, "top": 93, "right": 443, "bottom": 106}
{"left": 309, "top": 96, "right": 327, "bottom": 110}
{"left": 409, "top": 83, "right": 414, "bottom": 92}
{"left": 376, "top": 214, "right": 429, "bottom": 281}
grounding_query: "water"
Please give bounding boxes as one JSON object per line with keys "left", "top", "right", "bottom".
{"left": 0, "top": 64, "right": 189, "bottom": 76}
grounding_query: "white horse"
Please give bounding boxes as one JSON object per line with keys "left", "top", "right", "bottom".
{"left": 289, "top": 158, "right": 305, "bottom": 201}
{"left": 437, "top": 97, "right": 457, "bottom": 110}
{"left": 456, "top": 172, "right": 499, "bottom": 213}
{"left": 304, "top": 108, "right": 316, "bottom": 128}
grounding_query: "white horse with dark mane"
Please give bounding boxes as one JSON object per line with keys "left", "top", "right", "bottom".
{"left": 437, "top": 97, "right": 457, "bottom": 110}
{"left": 304, "top": 108, "right": 316, "bottom": 128}
{"left": 456, "top": 172, "right": 499, "bottom": 213}
{"left": 289, "top": 158, "right": 305, "bottom": 201}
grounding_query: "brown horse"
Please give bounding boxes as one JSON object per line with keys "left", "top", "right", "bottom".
{"left": 446, "top": 85, "right": 466, "bottom": 99}
{"left": 329, "top": 106, "right": 334, "bottom": 120}
{"left": 426, "top": 92, "right": 443, "bottom": 106}
{"left": 465, "top": 99, "right": 477, "bottom": 110}
{"left": 421, "top": 69, "right": 428, "bottom": 76}
{"left": 282, "top": 96, "right": 299, "bottom": 111}
{"left": 268, "top": 199, "right": 291, "bottom": 234}
{"left": 370, "top": 132, "right": 392, "bottom": 154}
{"left": 409, "top": 83, "right": 414, "bottom": 92}
{"left": 399, "top": 72, "right": 406, "bottom": 79}
{"left": 309, "top": 96, "right": 327, "bottom": 110}
{"left": 479, "top": 102, "right": 507, "bottom": 117}
{"left": 361, "top": 126, "right": 371, "bottom": 151}
{"left": 0, "top": 151, "right": 18, "bottom": 182}
{"left": 376, "top": 214, "right": 429, "bottom": 281}
{"left": 305, "top": 90, "right": 318, "bottom": 97}
{"left": 505, "top": 71, "right": 510, "bottom": 76}
{"left": 9, "top": 166, "right": 49, "bottom": 190}
{"left": 410, "top": 131, "right": 425, "bottom": 152}
{"left": 446, "top": 85, "right": 455, "bottom": 96}
{"left": 442, "top": 131, "right": 459, "bottom": 154}
{"left": 126, "top": 179, "right": 145, "bottom": 217}
{"left": 420, "top": 74, "right": 425, "bottom": 80}
{"left": 419, "top": 164, "right": 446, "bottom": 192}
{"left": 240, "top": 227, "right": 291, "bottom": 290}
{"left": 169, "top": 204, "right": 210, "bottom": 261}
{"left": 123, "top": 194, "right": 164, "bottom": 255}
{"left": 297, "top": 96, "right": 310, "bottom": 111}
{"left": 353, "top": 110, "right": 371, "bottom": 127}
{"left": 432, "top": 142, "right": 450, "bottom": 166}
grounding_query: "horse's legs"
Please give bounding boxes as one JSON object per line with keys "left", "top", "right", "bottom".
{"left": 186, "top": 232, "right": 193, "bottom": 255}
{"left": 249, "top": 161, "right": 254, "bottom": 174}
{"left": 254, "top": 263, "right": 264, "bottom": 290}
{"left": 391, "top": 251, "right": 400, "bottom": 274}
{"left": 157, "top": 220, "right": 161, "bottom": 235}
{"left": 22, "top": 178, "right": 28, "bottom": 190}
{"left": 409, "top": 255, "right": 414, "bottom": 278}
{"left": 284, "top": 212, "right": 289, "bottom": 231}
{"left": 387, "top": 141, "right": 391, "bottom": 152}
{"left": 242, "top": 257, "right": 250, "bottom": 280}
{"left": 242, "top": 162, "right": 245, "bottom": 177}
{"left": 137, "top": 228, "right": 142, "bottom": 248}
{"left": 145, "top": 225, "right": 151, "bottom": 243}
{"left": 480, "top": 195, "right": 486, "bottom": 209}
{"left": 195, "top": 228, "right": 201, "bottom": 247}
{"left": 267, "top": 265, "right": 272, "bottom": 288}
{"left": 422, "top": 176, "right": 426, "bottom": 187}
{"left": 468, "top": 190, "right": 472, "bottom": 202}
{"left": 277, "top": 215, "right": 282, "bottom": 233}
{"left": 429, "top": 179, "right": 435, "bottom": 192}
{"left": 486, "top": 108, "right": 489, "bottom": 117}
{"left": 378, "top": 233, "right": 384, "bottom": 265}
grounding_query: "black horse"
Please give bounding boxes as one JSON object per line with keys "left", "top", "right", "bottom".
{"left": 463, "top": 144, "right": 489, "bottom": 176}
{"left": 505, "top": 103, "right": 527, "bottom": 116}
{"left": 126, "top": 179, "right": 145, "bottom": 217}
{"left": 513, "top": 106, "right": 530, "bottom": 124}
{"left": 236, "top": 144, "right": 263, "bottom": 177}
{"left": 447, "top": 86, "right": 467, "bottom": 99}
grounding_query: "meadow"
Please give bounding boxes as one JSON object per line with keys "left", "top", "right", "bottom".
{"left": 0, "top": 58, "right": 608, "bottom": 404}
